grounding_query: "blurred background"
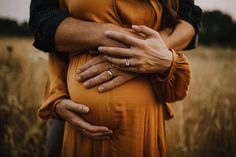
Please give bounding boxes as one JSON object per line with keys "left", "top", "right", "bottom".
{"left": 0, "top": 0, "right": 235, "bottom": 157}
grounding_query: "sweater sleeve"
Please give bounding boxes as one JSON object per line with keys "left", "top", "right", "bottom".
{"left": 38, "top": 53, "right": 69, "bottom": 120}
{"left": 29, "top": 0, "right": 70, "bottom": 52}
{"left": 150, "top": 50, "right": 191, "bottom": 103}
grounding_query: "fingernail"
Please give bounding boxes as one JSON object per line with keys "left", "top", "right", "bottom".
{"left": 98, "top": 86, "right": 105, "bottom": 92}
{"left": 108, "top": 130, "right": 113, "bottom": 134}
{"left": 84, "top": 82, "right": 90, "bottom": 87}
{"left": 132, "top": 25, "right": 138, "bottom": 28}
{"left": 77, "top": 76, "right": 82, "bottom": 81}
{"left": 104, "top": 127, "right": 109, "bottom": 131}
{"left": 82, "top": 106, "right": 89, "bottom": 112}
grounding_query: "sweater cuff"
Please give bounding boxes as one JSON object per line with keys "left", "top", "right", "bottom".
{"left": 51, "top": 98, "right": 66, "bottom": 120}
{"left": 38, "top": 91, "right": 68, "bottom": 120}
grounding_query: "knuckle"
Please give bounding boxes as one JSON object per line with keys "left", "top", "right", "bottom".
{"left": 138, "top": 42, "right": 146, "bottom": 48}
{"left": 101, "top": 73, "right": 109, "bottom": 81}
{"left": 104, "top": 62, "right": 111, "bottom": 67}
{"left": 119, "top": 34, "right": 126, "bottom": 40}
{"left": 87, "top": 60, "right": 93, "bottom": 66}
{"left": 78, "top": 66, "right": 85, "bottom": 72}
{"left": 88, "top": 59, "right": 97, "bottom": 66}
{"left": 136, "top": 60, "right": 143, "bottom": 66}
{"left": 63, "top": 100, "right": 71, "bottom": 109}
{"left": 112, "top": 79, "right": 121, "bottom": 86}
{"left": 94, "top": 78, "right": 102, "bottom": 84}
{"left": 91, "top": 68, "right": 98, "bottom": 74}
{"left": 58, "top": 100, "right": 65, "bottom": 108}
{"left": 140, "top": 25, "right": 146, "bottom": 30}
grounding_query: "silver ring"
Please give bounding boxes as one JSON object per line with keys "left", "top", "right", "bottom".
{"left": 107, "top": 69, "right": 114, "bottom": 78}
{"left": 125, "top": 58, "right": 130, "bottom": 66}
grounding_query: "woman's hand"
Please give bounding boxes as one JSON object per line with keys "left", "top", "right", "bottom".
{"left": 55, "top": 99, "right": 113, "bottom": 140}
{"left": 76, "top": 55, "right": 138, "bottom": 92}
{"left": 98, "top": 25, "right": 173, "bottom": 74}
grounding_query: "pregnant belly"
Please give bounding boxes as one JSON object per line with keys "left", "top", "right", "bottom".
{"left": 67, "top": 54, "right": 157, "bottom": 129}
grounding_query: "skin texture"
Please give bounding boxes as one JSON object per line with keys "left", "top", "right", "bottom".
{"left": 54, "top": 17, "right": 195, "bottom": 140}
{"left": 55, "top": 17, "right": 135, "bottom": 53}
{"left": 76, "top": 55, "right": 138, "bottom": 92}
{"left": 99, "top": 25, "right": 173, "bottom": 74}
{"left": 55, "top": 18, "right": 194, "bottom": 53}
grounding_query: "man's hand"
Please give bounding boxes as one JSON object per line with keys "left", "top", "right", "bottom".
{"left": 76, "top": 55, "right": 138, "bottom": 92}
{"left": 55, "top": 99, "right": 113, "bottom": 140}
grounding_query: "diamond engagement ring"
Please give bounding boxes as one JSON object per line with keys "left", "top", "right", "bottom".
{"left": 125, "top": 58, "right": 130, "bottom": 66}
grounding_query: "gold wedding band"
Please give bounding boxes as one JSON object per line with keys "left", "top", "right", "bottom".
{"left": 125, "top": 58, "right": 130, "bottom": 66}
{"left": 107, "top": 69, "right": 114, "bottom": 78}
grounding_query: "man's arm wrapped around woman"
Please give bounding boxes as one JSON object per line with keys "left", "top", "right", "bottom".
{"left": 29, "top": 0, "right": 202, "bottom": 52}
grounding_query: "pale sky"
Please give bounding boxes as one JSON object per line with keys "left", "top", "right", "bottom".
{"left": 0, "top": 0, "right": 236, "bottom": 23}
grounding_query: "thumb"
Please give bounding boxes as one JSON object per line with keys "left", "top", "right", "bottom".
{"left": 65, "top": 99, "right": 90, "bottom": 113}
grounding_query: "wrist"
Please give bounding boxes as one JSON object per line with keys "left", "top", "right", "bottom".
{"left": 158, "top": 49, "right": 174, "bottom": 74}
{"left": 99, "top": 23, "right": 112, "bottom": 45}
{"left": 155, "top": 49, "right": 175, "bottom": 80}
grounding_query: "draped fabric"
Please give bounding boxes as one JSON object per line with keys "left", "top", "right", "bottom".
{"left": 38, "top": 0, "right": 191, "bottom": 156}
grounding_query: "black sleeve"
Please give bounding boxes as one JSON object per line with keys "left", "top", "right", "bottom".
{"left": 178, "top": 0, "right": 203, "bottom": 50}
{"left": 29, "top": 0, "right": 70, "bottom": 52}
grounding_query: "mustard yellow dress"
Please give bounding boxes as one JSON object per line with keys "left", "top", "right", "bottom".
{"left": 38, "top": 0, "right": 191, "bottom": 157}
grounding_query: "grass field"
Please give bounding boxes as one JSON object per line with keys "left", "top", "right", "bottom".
{"left": 0, "top": 37, "right": 235, "bottom": 157}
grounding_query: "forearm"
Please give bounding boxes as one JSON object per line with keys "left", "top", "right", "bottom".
{"left": 55, "top": 17, "right": 102, "bottom": 53}
{"left": 159, "top": 20, "right": 196, "bottom": 51}
{"left": 55, "top": 17, "right": 128, "bottom": 54}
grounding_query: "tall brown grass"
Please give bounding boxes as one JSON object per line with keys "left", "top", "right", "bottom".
{"left": 167, "top": 47, "right": 236, "bottom": 157}
{"left": 0, "top": 38, "right": 47, "bottom": 156}
{"left": 0, "top": 37, "right": 235, "bottom": 157}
